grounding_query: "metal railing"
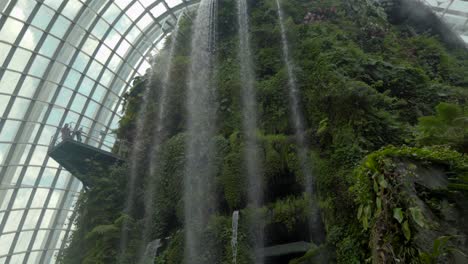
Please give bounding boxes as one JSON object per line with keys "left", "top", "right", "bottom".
{"left": 48, "top": 123, "right": 130, "bottom": 158}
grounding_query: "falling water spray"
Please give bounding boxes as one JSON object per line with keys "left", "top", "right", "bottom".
{"left": 137, "top": 13, "right": 184, "bottom": 264}
{"left": 275, "top": 0, "right": 324, "bottom": 243}
{"left": 184, "top": 0, "right": 219, "bottom": 263}
{"left": 119, "top": 63, "right": 154, "bottom": 262}
{"left": 237, "top": 0, "right": 264, "bottom": 262}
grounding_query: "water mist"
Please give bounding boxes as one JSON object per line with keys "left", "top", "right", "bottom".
{"left": 184, "top": 0, "right": 219, "bottom": 263}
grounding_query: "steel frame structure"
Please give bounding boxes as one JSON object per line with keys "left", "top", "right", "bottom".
{"left": 0, "top": 0, "right": 198, "bottom": 263}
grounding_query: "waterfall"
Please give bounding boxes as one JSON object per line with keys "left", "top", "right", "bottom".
{"left": 141, "top": 239, "right": 162, "bottom": 264}
{"left": 275, "top": 0, "right": 323, "bottom": 243}
{"left": 184, "top": 0, "right": 219, "bottom": 263}
{"left": 119, "top": 64, "right": 154, "bottom": 262}
{"left": 237, "top": 0, "right": 264, "bottom": 262}
{"left": 137, "top": 13, "right": 184, "bottom": 263}
{"left": 231, "top": 211, "right": 240, "bottom": 264}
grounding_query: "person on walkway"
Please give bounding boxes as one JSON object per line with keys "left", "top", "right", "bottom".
{"left": 61, "top": 124, "right": 71, "bottom": 140}
{"left": 75, "top": 127, "right": 83, "bottom": 142}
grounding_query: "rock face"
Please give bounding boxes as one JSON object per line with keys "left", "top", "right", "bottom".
{"left": 375, "top": 0, "right": 465, "bottom": 48}
{"left": 400, "top": 161, "right": 467, "bottom": 262}
{"left": 372, "top": 159, "right": 468, "bottom": 263}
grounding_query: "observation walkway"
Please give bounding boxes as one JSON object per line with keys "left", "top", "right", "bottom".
{"left": 259, "top": 241, "right": 314, "bottom": 264}
{"left": 47, "top": 124, "right": 127, "bottom": 187}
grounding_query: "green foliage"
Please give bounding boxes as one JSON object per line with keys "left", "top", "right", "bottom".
{"left": 416, "top": 102, "right": 468, "bottom": 152}
{"left": 61, "top": 0, "right": 468, "bottom": 263}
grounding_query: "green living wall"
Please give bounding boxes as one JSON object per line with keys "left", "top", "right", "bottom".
{"left": 59, "top": 0, "right": 468, "bottom": 263}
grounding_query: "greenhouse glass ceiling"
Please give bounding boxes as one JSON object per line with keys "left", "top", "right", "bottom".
{"left": 0, "top": 0, "right": 465, "bottom": 263}
{"left": 0, "top": 0, "right": 198, "bottom": 263}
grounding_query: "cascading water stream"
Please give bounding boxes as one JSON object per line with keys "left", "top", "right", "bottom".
{"left": 231, "top": 211, "right": 240, "bottom": 264}
{"left": 119, "top": 65, "right": 154, "bottom": 262}
{"left": 137, "top": 13, "right": 184, "bottom": 263}
{"left": 275, "top": 0, "right": 323, "bottom": 243}
{"left": 184, "top": 0, "right": 218, "bottom": 263}
{"left": 237, "top": 0, "right": 264, "bottom": 262}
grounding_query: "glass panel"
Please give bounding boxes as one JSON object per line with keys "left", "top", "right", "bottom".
{"left": 38, "top": 167, "right": 56, "bottom": 188}
{"left": 0, "top": 18, "right": 23, "bottom": 44}
{"left": 11, "top": 0, "right": 36, "bottom": 21}
{"left": 84, "top": 101, "right": 99, "bottom": 119}
{"left": 116, "top": 39, "right": 131, "bottom": 57}
{"left": 20, "top": 122, "right": 40, "bottom": 144}
{"left": 72, "top": 52, "right": 90, "bottom": 72}
{"left": 0, "top": 42, "right": 12, "bottom": 66}
{"left": 0, "top": 120, "right": 21, "bottom": 142}
{"left": 0, "top": 95, "right": 11, "bottom": 116}
{"left": 108, "top": 53, "right": 122, "bottom": 71}
{"left": 87, "top": 61, "right": 103, "bottom": 80}
{"left": 15, "top": 231, "right": 34, "bottom": 252}
{"left": 37, "top": 125, "right": 57, "bottom": 145}
{"left": 31, "top": 189, "right": 49, "bottom": 207}
{"left": 55, "top": 173, "right": 70, "bottom": 189}
{"left": 18, "top": 25, "right": 43, "bottom": 51}
{"left": 64, "top": 70, "right": 81, "bottom": 90}
{"left": 126, "top": 25, "right": 142, "bottom": 44}
{"left": 0, "top": 233, "right": 14, "bottom": 255}
{"left": 18, "top": 145, "right": 31, "bottom": 164}
{"left": 29, "top": 101, "right": 49, "bottom": 123}
{"left": 29, "top": 55, "right": 51, "bottom": 78}
{"left": 62, "top": 0, "right": 83, "bottom": 20}
{"left": 39, "top": 34, "right": 61, "bottom": 56}
{"left": 9, "top": 166, "right": 24, "bottom": 186}
{"left": 31, "top": 5, "right": 54, "bottom": 30}
{"left": 93, "top": 85, "right": 107, "bottom": 103}
{"left": 102, "top": 4, "right": 121, "bottom": 24}
{"left": 4, "top": 209, "right": 25, "bottom": 231}
{"left": 37, "top": 82, "right": 58, "bottom": 103}
{"left": 40, "top": 209, "right": 54, "bottom": 228}
{"left": 32, "top": 230, "right": 48, "bottom": 250}
{"left": 70, "top": 93, "right": 86, "bottom": 114}
{"left": 24, "top": 209, "right": 41, "bottom": 229}
{"left": 104, "top": 29, "right": 121, "bottom": 50}
{"left": 139, "top": 0, "right": 155, "bottom": 8}
{"left": 45, "top": 108, "right": 64, "bottom": 126}
{"left": 9, "top": 98, "right": 31, "bottom": 119}
{"left": 96, "top": 45, "right": 112, "bottom": 64}
{"left": 29, "top": 146, "right": 48, "bottom": 166}
{"left": 115, "top": 0, "right": 130, "bottom": 9}
{"left": 136, "top": 13, "right": 152, "bottom": 31}
{"left": 91, "top": 19, "right": 109, "bottom": 40}
{"left": 0, "top": 144, "right": 12, "bottom": 164}
{"left": 28, "top": 252, "right": 41, "bottom": 264}
{"left": 115, "top": 15, "right": 132, "bottom": 34}
{"left": 44, "top": 0, "right": 62, "bottom": 10}
{"left": 82, "top": 37, "right": 99, "bottom": 56}
{"left": 0, "top": 189, "right": 13, "bottom": 210}
{"left": 55, "top": 89, "right": 72, "bottom": 108}
{"left": 9, "top": 254, "right": 25, "bottom": 263}
{"left": 150, "top": 3, "right": 167, "bottom": 17}
{"left": 22, "top": 166, "right": 40, "bottom": 186}
{"left": 48, "top": 190, "right": 65, "bottom": 208}
{"left": 18, "top": 75, "right": 40, "bottom": 98}
{"left": 79, "top": 77, "right": 95, "bottom": 97}
{"left": 128, "top": 2, "right": 145, "bottom": 18}
{"left": 56, "top": 43, "right": 76, "bottom": 65}
{"left": 0, "top": 70, "right": 21, "bottom": 94}
{"left": 9, "top": 48, "right": 32, "bottom": 72}
{"left": 13, "top": 188, "right": 31, "bottom": 209}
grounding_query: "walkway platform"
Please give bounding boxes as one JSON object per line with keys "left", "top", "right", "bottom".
{"left": 48, "top": 137, "right": 124, "bottom": 187}
{"left": 261, "top": 241, "right": 312, "bottom": 258}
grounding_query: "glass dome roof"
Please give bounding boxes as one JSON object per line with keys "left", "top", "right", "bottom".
{"left": 0, "top": 0, "right": 464, "bottom": 263}
{"left": 0, "top": 1, "right": 198, "bottom": 263}
{"left": 425, "top": 0, "right": 468, "bottom": 43}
